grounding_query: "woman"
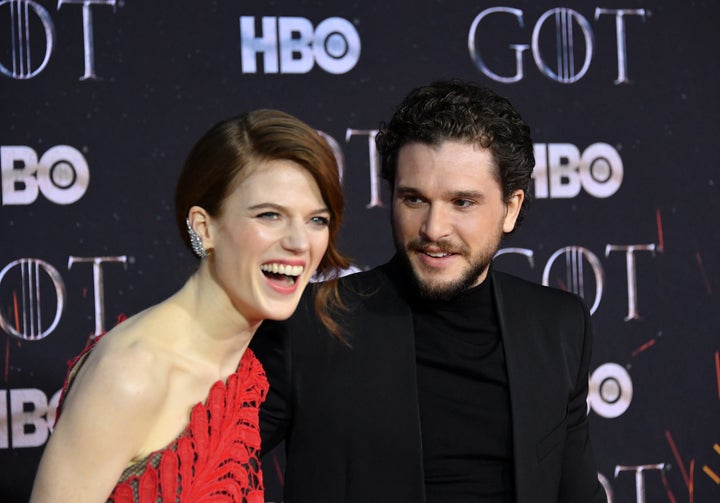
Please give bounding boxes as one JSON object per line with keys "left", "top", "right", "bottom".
{"left": 30, "top": 109, "right": 348, "bottom": 502}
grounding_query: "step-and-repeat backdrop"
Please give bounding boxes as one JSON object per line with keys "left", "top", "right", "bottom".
{"left": 1, "top": 1, "right": 718, "bottom": 501}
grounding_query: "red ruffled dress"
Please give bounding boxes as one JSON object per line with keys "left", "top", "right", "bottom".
{"left": 58, "top": 338, "right": 269, "bottom": 503}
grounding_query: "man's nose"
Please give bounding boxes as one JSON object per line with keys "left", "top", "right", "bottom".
{"left": 420, "top": 205, "right": 451, "bottom": 241}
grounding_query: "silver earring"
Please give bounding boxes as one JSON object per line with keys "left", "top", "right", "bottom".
{"left": 186, "top": 218, "right": 208, "bottom": 259}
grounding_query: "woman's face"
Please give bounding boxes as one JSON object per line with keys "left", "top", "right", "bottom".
{"left": 205, "top": 159, "right": 331, "bottom": 323}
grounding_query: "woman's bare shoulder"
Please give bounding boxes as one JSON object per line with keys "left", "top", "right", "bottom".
{"left": 66, "top": 305, "right": 179, "bottom": 412}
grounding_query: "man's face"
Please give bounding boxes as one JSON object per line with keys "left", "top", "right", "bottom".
{"left": 392, "top": 140, "right": 523, "bottom": 300}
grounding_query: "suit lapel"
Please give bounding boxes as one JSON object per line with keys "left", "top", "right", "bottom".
{"left": 492, "top": 269, "right": 537, "bottom": 503}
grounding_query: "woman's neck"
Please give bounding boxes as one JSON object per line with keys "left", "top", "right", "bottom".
{"left": 165, "top": 269, "right": 260, "bottom": 378}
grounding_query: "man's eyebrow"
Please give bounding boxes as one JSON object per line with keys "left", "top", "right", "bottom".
{"left": 449, "top": 190, "right": 485, "bottom": 200}
{"left": 395, "top": 187, "right": 486, "bottom": 201}
{"left": 395, "top": 185, "right": 420, "bottom": 194}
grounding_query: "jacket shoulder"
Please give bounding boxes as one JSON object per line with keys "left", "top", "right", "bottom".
{"left": 492, "top": 269, "right": 589, "bottom": 314}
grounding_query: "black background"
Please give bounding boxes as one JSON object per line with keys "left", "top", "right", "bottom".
{"left": 1, "top": 1, "right": 718, "bottom": 501}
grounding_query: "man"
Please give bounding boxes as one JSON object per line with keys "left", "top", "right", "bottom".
{"left": 251, "top": 80, "right": 607, "bottom": 503}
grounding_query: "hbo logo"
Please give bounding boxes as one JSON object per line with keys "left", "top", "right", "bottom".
{"left": 588, "top": 363, "right": 632, "bottom": 418}
{"left": 532, "top": 142, "right": 623, "bottom": 199}
{"left": 240, "top": 16, "right": 361, "bottom": 74}
{"left": 1, "top": 145, "right": 89, "bottom": 205}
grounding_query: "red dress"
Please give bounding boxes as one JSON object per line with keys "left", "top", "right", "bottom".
{"left": 58, "top": 341, "right": 269, "bottom": 502}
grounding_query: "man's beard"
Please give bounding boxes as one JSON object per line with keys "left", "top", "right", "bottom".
{"left": 394, "top": 235, "right": 498, "bottom": 302}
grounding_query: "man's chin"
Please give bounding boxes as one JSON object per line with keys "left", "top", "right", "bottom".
{"left": 412, "top": 274, "right": 466, "bottom": 301}
{"left": 409, "top": 260, "right": 490, "bottom": 301}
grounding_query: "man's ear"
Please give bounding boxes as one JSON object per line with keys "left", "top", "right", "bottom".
{"left": 502, "top": 190, "right": 524, "bottom": 233}
{"left": 187, "top": 206, "right": 214, "bottom": 252}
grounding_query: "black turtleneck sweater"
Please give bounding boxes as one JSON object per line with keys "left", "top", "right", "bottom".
{"left": 411, "top": 274, "right": 515, "bottom": 502}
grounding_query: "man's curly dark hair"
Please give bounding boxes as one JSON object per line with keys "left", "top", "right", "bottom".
{"left": 375, "top": 79, "right": 535, "bottom": 231}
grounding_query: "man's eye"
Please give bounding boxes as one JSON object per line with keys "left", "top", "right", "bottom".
{"left": 403, "top": 196, "right": 423, "bottom": 205}
{"left": 454, "top": 199, "right": 474, "bottom": 208}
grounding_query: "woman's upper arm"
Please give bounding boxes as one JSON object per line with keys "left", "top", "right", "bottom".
{"left": 30, "top": 347, "right": 166, "bottom": 503}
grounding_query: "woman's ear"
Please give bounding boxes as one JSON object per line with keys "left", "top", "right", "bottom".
{"left": 187, "top": 206, "right": 214, "bottom": 253}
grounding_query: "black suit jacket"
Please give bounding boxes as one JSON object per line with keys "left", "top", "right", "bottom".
{"left": 252, "top": 259, "right": 606, "bottom": 503}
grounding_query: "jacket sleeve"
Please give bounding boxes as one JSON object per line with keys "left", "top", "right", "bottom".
{"left": 559, "top": 295, "right": 607, "bottom": 503}
{"left": 250, "top": 317, "right": 293, "bottom": 456}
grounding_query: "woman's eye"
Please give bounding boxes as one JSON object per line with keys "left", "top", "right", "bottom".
{"left": 310, "top": 216, "right": 330, "bottom": 226}
{"left": 257, "top": 212, "right": 280, "bottom": 220}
